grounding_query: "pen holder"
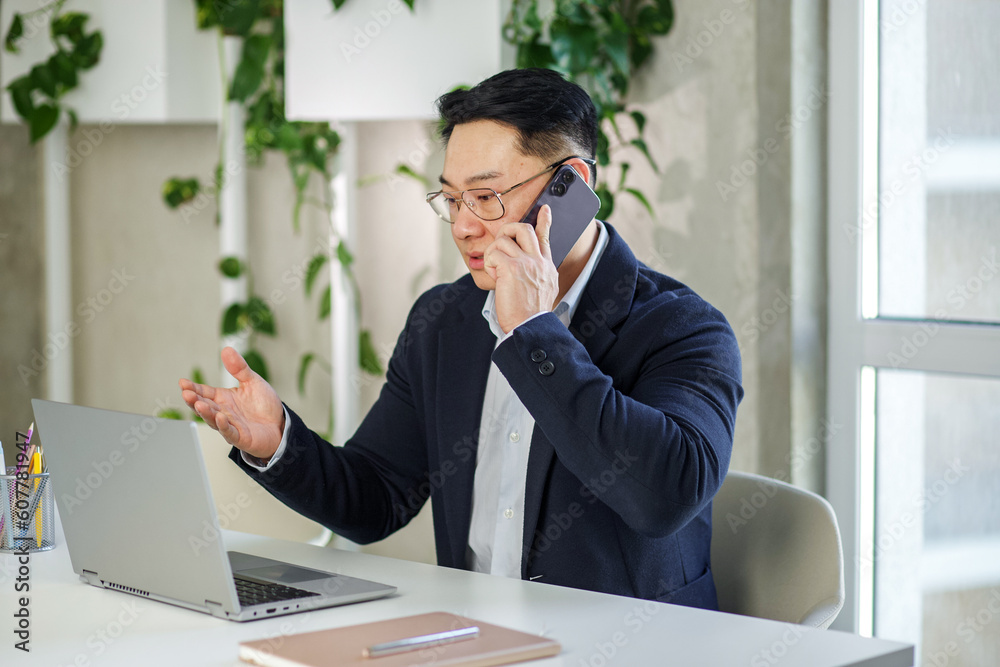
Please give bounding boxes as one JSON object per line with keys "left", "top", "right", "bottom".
{"left": 0, "top": 466, "right": 55, "bottom": 553}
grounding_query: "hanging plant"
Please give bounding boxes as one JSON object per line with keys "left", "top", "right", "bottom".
{"left": 503, "top": 0, "right": 673, "bottom": 220}
{"left": 159, "top": 0, "right": 399, "bottom": 432}
{"left": 3, "top": 1, "right": 104, "bottom": 142}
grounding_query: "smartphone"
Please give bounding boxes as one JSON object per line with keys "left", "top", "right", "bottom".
{"left": 521, "top": 164, "right": 601, "bottom": 268}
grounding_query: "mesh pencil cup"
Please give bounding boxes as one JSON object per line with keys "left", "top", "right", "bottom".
{"left": 1, "top": 466, "right": 56, "bottom": 553}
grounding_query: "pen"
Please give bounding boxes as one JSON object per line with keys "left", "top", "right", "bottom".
{"left": 0, "top": 441, "right": 8, "bottom": 546}
{"left": 363, "top": 626, "right": 480, "bottom": 658}
{"left": 30, "top": 450, "right": 42, "bottom": 547}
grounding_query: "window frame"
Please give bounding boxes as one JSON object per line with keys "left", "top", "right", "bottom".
{"left": 826, "top": 0, "right": 1000, "bottom": 634}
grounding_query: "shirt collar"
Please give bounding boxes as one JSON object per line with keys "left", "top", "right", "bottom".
{"left": 482, "top": 220, "right": 609, "bottom": 339}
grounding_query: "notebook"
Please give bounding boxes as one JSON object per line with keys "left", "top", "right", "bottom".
{"left": 32, "top": 399, "right": 396, "bottom": 622}
{"left": 238, "top": 612, "right": 561, "bottom": 666}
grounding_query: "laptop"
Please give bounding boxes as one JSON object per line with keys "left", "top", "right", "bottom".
{"left": 31, "top": 399, "right": 397, "bottom": 622}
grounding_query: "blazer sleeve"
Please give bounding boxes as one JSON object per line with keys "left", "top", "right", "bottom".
{"left": 490, "top": 290, "right": 743, "bottom": 539}
{"left": 228, "top": 308, "right": 431, "bottom": 545}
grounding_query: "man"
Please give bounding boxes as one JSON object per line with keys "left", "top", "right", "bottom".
{"left": 180, "top": 68, "right": 743, "bottom": 610}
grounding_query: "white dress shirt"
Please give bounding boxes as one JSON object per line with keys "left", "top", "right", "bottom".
{"left": 245, "top": 221, "right": 610, "bottom": 581}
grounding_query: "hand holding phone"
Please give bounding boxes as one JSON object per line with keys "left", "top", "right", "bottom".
{"left": 521, "top": 165, "right": 601, "bottom": 268}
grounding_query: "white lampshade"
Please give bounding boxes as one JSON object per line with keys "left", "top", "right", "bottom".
{"left": 285, "top": 0, "right": 506, "bottom": 121}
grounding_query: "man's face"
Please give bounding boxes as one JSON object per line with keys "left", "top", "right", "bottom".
{"left": 440, "top": 120, "right": 551, "bottom": 291}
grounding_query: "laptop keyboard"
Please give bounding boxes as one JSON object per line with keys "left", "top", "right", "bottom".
{"left": 234, "top": 576, "right": 320, "bottom": 608}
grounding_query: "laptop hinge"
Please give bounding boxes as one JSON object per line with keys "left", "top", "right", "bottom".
{"left": 205, "top": 600, "right": 228, "bottom": 619}
{"left": 81, "top": 569, "right": 101, "bottom": 586}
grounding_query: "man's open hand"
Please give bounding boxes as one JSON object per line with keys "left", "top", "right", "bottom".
{"left": 179, "top": 346, "right": 285, "bottom": 461}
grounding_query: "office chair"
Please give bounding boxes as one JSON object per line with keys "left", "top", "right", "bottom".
{"left": 711, "top": 470, "right": 845, "bottom": 629}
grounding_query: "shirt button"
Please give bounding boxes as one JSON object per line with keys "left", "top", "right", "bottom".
{"left": 504, "top": 508, "right": 514, "bottom": 519}
{"left": 509, "top": 431, "right": 520, "bottom": 443}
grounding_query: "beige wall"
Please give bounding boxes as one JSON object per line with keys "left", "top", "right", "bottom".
{"left": 0, "top": 0, "right": 827, "bottom": 565}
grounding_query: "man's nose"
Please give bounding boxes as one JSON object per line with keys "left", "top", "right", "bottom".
{"left": 452, "top": 203, "right": 487, "bottom": 238}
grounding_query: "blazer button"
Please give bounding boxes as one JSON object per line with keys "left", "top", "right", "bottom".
{"left": 538, "top": 360, "right": 555, "bottom": 376}
{"left": 530, "top": 349, "right": 547, "bottom": 362}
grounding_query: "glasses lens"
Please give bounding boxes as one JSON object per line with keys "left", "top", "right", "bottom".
{"left": 428, "top": 192, "right": 459, "bottom": 223}
{"left": 463, "top": 189, "right": 503, "bottom": 221}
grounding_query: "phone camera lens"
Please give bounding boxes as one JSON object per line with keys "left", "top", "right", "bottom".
{"left": 561, "top": 171, "right": 575, "bottom": 184}
{"left": 552, "top": 183, "right": 567, "bottom": 196}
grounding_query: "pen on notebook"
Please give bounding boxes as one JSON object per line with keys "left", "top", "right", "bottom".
{"left": 363, "top": 626, "right": 480, "bottom": 659}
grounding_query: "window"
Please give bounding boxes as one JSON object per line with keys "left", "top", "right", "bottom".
{"left": 827, "top": 2, "right": 1000, "bottom": 665}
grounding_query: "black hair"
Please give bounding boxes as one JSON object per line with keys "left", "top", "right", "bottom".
{"left": 436, "top": 68, "right": 598, "bottom": 181}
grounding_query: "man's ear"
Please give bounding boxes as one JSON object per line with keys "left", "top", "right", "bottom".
{"left": 567, "top": 157, "right": 593, "bottom": 186}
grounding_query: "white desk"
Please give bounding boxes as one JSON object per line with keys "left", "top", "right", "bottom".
{"left": 1, "top": 519, "right": 913, "bottom": 666}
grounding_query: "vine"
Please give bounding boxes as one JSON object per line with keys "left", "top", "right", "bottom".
{"left": 3, "top": 1, "right": 104, "bottom": 142}
{"left": 160, "top": 0, "right": 393, "bottom": 432}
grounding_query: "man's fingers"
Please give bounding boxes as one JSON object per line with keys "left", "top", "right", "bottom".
{"left": 179, "top": 377, "right": 215, "bottom": 402}
{"left": 536, "top": 205, "right": 554, "bottom": 263}
{"left": 215, "top": 411, "right": 241, "bottom": 447}
{"left": 495, "top": 221, "right": 543, "bottom": 257}
{"left": 222, "top": 346, "right": 257, "bottom": 385}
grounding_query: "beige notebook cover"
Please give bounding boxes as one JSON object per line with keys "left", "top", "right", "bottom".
{"left": 238, "top": 612, "right": 560, "bottom": 667}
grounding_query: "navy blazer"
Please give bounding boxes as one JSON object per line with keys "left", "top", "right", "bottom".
{"left": 231, "top": 222, "right": 743, "bottom": 610}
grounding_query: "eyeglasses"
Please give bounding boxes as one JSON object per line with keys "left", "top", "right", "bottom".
{"left": 426, "top": 155, "right": 596, "bottom": 224}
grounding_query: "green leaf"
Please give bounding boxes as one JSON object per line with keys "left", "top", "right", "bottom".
{"left": 221, "top": 303, "right": 244, "bottom": 336}
{"left": 51, "top": 13, "right": 88, "bottom": 42}
{"left": 596, "top": 186, "right": 614, "bottom": 220}
{"left": 401, "top": 0, "right": 416, "bottom": 10}
{"left": 157, "top": 408, "right": 184, "bottom": 420}
{"left": 229, "top": 34, "right": 270, "bottom": 102}
{"left": 297, "top": 352, "right": 315, "bottom": 394}
{"left": 523, "top": 2, "right": 542, "bottom": 31}
{"left": 192, "top": 367, "right": 205, "bottom": 385}
{"left": 331, "top": 0, "right": 349, "bottom": 9}
{"left": 655, "top": 0, "right": 675, "bottom": 34}
{"left": 71, "top": 31, "right": 103, "bottom": 69}
{"left": 319, "top": 285, "right": 331, "bottom": 320}
{"left": 604, "top": 24, "right": 629, "bottom": 76}
{"left": 29, "top": 104, "right": 59, "bottom": 143}
{"left": 359, "top": 330, "right": 383, "bottom": 375}
{"left": 617, "top": 162, "right": 630, "bottom": 191}
{"left": 630, "top": 110, "right": 646, "bottom": 135}
{"left": 625, "top": 187, "right": 655, "bottom": 218}
{"left": 630, "top": 35, "right": 653, "bottom": 72}
{"left": 243, "top": 349, "right": 269, "bottom": 382}
{"left": 335, "top": 241, "right": 353, "bottom": 268}
{"left": 66, "top": 108, "right": 79, "bottom": 131}
{"left": 516, "top": 38, "right": 555, "bottom": 69}
{"left": 5, "top": 13, "right": 24, "bottom": 53}
{"left": 162, "top": 177, "right": 201, "bottom": 208}
{"left": 305, "top": 254, "right": 328, "bottom": 296}
{"left": 50, "top": 51, "right": 78, "bottom": 89}
{"left": 549, "top": 19, "right": 599, "bottom": 74}
{"left": 596, "top": 129, "right": 610, "bottom": 166}
{"left": 218, "top": 256, "right": 243, "bottom": 278}
{"left": 394, "top": 163, "right": 430, "bottom": 188}
{"left": 30, "top": 63, "right": 58, "bottom": 98}
{"left": 7, "top": 76, "right": 34, "bottom": 119}
{"left": 638, "top": 4, "right": 672, "bottom": 36}
{"left": 246, "top": 296, "right": 276, "bottom": 336}
{"left": 630, "top": 138, "right": 659, "bottom": 173}
{"left": 209, "top": 0, "right": 260, "bottom": 36}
